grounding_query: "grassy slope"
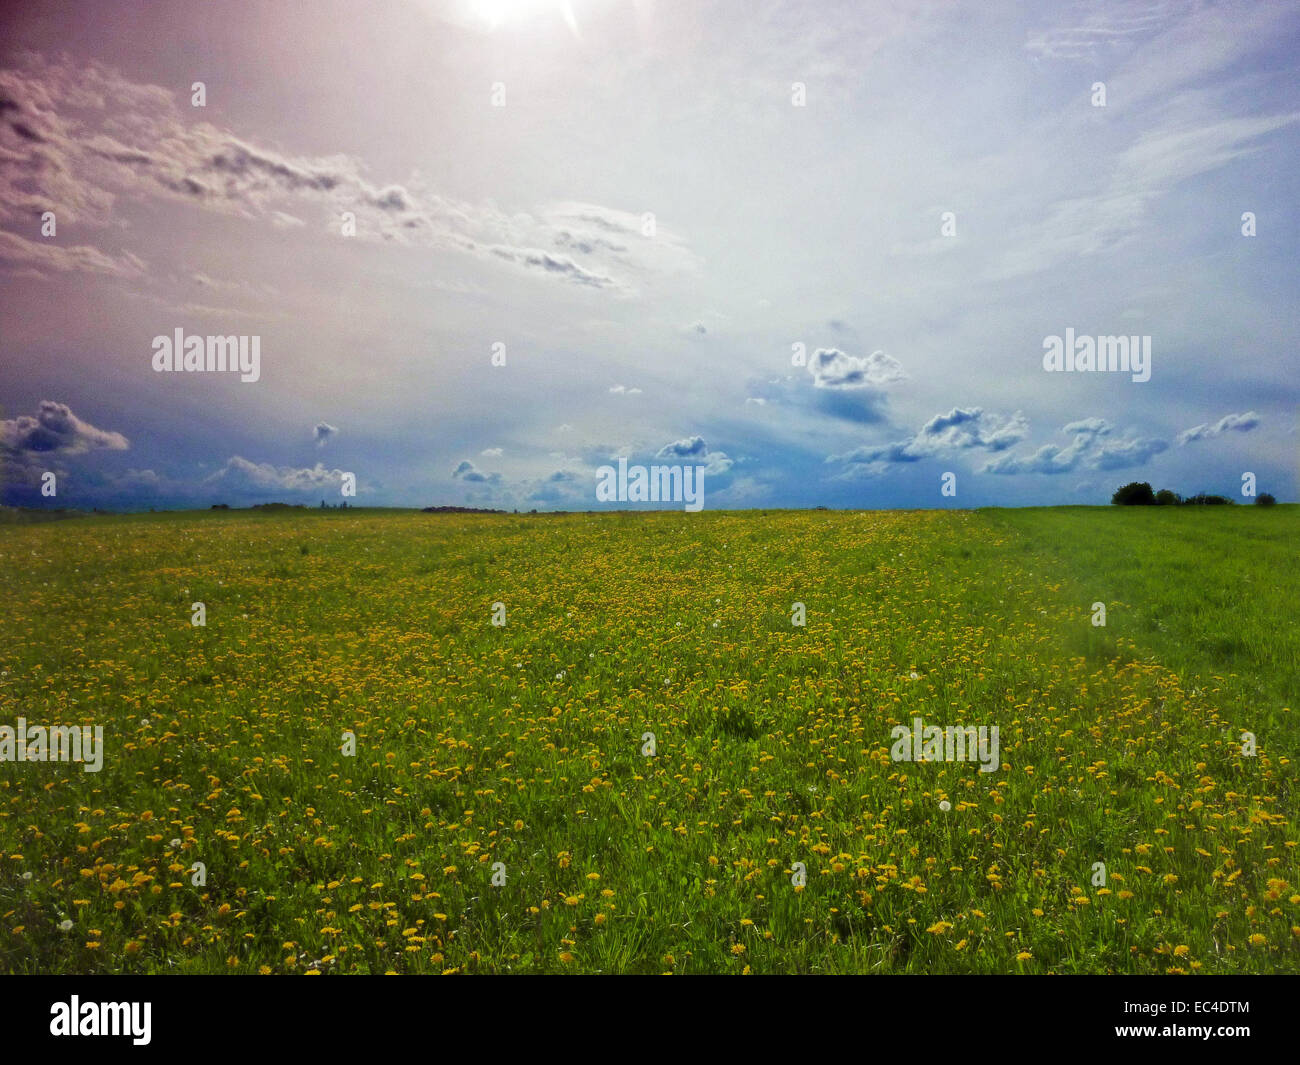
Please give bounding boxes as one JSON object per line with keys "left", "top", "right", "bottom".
{"left": 0, "top": 507, "right": 1296, "bottom": 974}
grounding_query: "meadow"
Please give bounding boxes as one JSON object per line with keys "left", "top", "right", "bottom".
{"left": 1, "top": 505, "right": 1296, "bottom": 974}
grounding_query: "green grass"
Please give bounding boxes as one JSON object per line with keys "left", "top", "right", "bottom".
{"left": 0, "top": 505, "right": 1296, "bottom": 974}
{"left": 986, "top": 505, "right": 1299, "bottom": 712}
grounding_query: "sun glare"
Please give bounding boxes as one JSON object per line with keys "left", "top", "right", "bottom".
{"left": 472, "top": 0, "right": 579, "bottom": 33}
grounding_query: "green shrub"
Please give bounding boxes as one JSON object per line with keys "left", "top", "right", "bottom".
{"left": 1111, "top": 482, "right": 1155, "bottom": 505}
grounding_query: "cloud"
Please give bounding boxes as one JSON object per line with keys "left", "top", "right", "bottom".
{"left": 656, "top": 435, "right": 707, "bottom": 459}
{"left": 747, "top": 364, "right": 894, "bottom": 426}
{"left": 480, "top": 447, "right": 503, "bottom": 458}
{"left": 527, "top": 469, "right": 586, "bottom": 504}
{"left": 313, "top": 422, "right": 338, "bottom": 447}
{"left": 1176, "top": 411, "right": 1260, "bottom": 446}
{"left": 1, "top": 400, "right": 129, "bottom": 459}
{"left": 608, "top": 384, "right": 643, "bottom": 394}
{"left": 808, "top": 348, "right": 906, "bottom": 389}
{"left": 916, "top": 407, "right": 1028, "bottom": 452}
{"left": 487, "top": 245, "right": 620, "bottom": 290}
{"left": 655, "top": 435, "right": 733, "bottom": 475}
{"left": 994, "top": 111, "right": 1300, "bottom": 279}
{"left": 748, "top": 356, "right": 899, "bottom": 423}
{"left": 541, "top": 202, "right": 700, "bottom": 275}
{"left": 829, "top": 407, "right": 1028, "bottom": 473}
{"left": 984, "top": 418, "right": 1167, "bottom": 474}
{"left": 451, "top": 459, "right": 500, "bottom": 484}
{"left": 1024, "top": 1, "right": 1172, "bottom": 61}
{"left": 204, "top": 456, "right": 346, "bottom": 492}
{"left": 0, "top": 54, "right": 693, "bottom": 292}
{"left": 0, "top": 230, "right": 145, "bottom": 279}
{"left": 112, "top": 467, "right": 161, "bottom": 490}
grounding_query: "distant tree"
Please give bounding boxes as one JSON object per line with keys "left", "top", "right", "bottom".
{"left": 1183, "top": 492, "right": 1233, "bottom": 506}
{"left": 1112, "top": 482, "right": 1156, "bottom": 505}
{"left": 1154, "top": 488, "right": 1180, "bottom": 506}
{"left": 1256, "top": 493, "right": 1277, "bottom": 507}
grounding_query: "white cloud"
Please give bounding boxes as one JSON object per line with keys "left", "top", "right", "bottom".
{"left": 1176, "top": 411, "right": 1260, "bottom": 446}
{"left": 829, "top": 407, "right": 1028, "bottom": 473}
{"left": 984, "top": 418, "right": 1167, "bottom": 475}
{"left": 809, "top": 348, "right": 906, "bottom": 390}
{"left": 204, "top": 456, "right": 346, "bottom": 492}
{"left": 0, "top": 54, "right": 695, "bottom": 292}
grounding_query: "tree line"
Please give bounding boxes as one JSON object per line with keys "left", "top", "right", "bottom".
{"left": 1111, "top": 482, "right": 1275, "bottom": 506}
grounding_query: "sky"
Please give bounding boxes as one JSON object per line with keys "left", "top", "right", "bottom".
{"left": 1, "top": 0, "right": 1297, "bottom": 511}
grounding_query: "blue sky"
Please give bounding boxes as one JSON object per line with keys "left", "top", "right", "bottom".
{"left": 1, "top": 0, "right": 1296, "bottom": 511}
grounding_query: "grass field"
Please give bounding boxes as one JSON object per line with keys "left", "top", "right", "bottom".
{"left": 1, "top": 505, "right": 1296, "bottom": 974}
